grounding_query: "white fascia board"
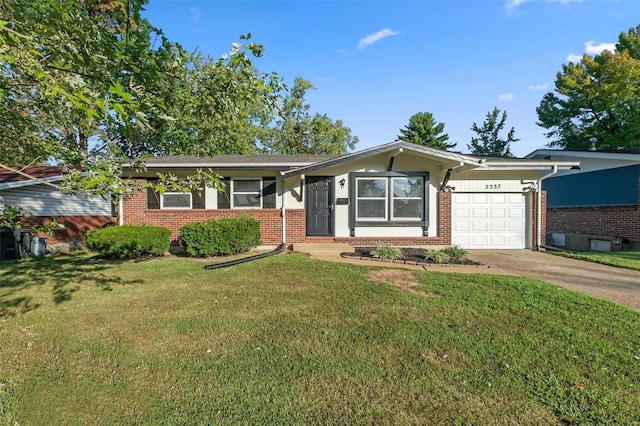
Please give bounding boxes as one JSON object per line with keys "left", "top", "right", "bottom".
{"left": 124, "top": 162, "right": 316, "bottom": 170}
{"left": 473, "top": 161, "right": 580, "bottom": 171}
{"left": 526, "top": 149, "right": 640, "bottom": 162}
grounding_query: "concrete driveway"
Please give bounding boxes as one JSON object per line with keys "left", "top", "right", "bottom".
{"left": 467, "top": 250, "right": 640, "bottom": 312}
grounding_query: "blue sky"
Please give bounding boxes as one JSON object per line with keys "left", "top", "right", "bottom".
{"left": 143, "top": 0, "right": 639, "bottom": 157}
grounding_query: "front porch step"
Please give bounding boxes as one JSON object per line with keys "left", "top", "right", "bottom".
{"left": 291, "top": 243, "right": 355, "bottom": 256}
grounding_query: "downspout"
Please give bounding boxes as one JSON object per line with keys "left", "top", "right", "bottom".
{"left": 537, "top": 165, "right": 558, "bottom": 250}
{"left": 281, "top": 177, "right": 287, "bottom": 244}
{"left": 118, "top": 195, "right": 124, "bottom": 226}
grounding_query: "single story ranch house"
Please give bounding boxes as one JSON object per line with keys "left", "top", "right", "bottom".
{"left": 120, "top": 141, "right": 579, "bottom": 250}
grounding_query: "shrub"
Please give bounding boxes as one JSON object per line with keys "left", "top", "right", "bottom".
{"left": 370, "top": 243, "right": 402, "bottom": 260}
{"left": 424, "top": 249, "right": 450, "bottom": 264}
{"left": 179, "top": 217, "right": 261, "bottom": 256}
{"left": 441, "top": 245, "right": 468, "bottom": 261}
{"left": 85, "top": 225, "right": 171, "bottom": 259}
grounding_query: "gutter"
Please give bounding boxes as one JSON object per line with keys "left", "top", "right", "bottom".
{"left": 536, "top": 165, "right": 558, "bottom": 251}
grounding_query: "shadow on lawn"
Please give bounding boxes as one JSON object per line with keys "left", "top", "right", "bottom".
{"left": 0, "top": 254, "right": 144, "bottom": 317}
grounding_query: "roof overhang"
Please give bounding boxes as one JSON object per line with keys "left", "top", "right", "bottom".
{"left": 280, "top": 141, "right": 480, "bottom": 179}
{"left": 0, "top": 174, "right": 65, "bottom": 191}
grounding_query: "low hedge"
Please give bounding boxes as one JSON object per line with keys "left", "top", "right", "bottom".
{"left": 179, "top": 217, "right": 261, "bottom": 256}
{"left": 86, "top": 225, "right": 171, "bottom": 259}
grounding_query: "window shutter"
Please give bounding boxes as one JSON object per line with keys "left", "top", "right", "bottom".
{"left": 217, "top": 178, "right": 230, "bottom": 209}
{"left": 262, "top": 177, "right": 277, "bottom": 209}
{"left": 192, "top": 190, "right": 205, "bottom": 209}
{"left": 147, "top": 187, "right": 160, "bottom": 209}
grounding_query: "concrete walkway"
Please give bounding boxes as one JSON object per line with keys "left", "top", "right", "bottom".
{"left": 290, "top": 244, "right": 640, "bottom": 312}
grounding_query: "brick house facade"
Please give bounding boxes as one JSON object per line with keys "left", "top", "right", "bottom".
{"left": 122, "top": 142, "right": 562, "bottom": 250}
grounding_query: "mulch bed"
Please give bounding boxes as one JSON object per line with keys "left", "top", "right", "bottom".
{"left": 341, "top": 247, "right": 483, "bottom": 266}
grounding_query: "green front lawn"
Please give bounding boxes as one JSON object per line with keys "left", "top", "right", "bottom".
{"left": 552, "top": 250, "right": 640, "bottom": 271}
{"left": 1, "top": 253, "right": 639, "bottom": 425}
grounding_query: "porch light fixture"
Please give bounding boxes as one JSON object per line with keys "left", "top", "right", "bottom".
{"left": 339, "top": 178, "right": 346, "bottom": 188}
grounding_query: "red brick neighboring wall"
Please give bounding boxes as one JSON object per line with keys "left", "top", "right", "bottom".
{"left": 547, "top": 205, "right": 640, "bottom": 240}
{"left": 20, "top": 215, "right": 116, "bottom": 244}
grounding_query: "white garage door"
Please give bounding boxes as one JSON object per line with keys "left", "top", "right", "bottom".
{"left": 451, "top": 193, "right": 526, "bottom": 249}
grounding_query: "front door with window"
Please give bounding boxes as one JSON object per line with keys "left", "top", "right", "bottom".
{"left": 306, "top": 176, "right": 333, "bottom": 236}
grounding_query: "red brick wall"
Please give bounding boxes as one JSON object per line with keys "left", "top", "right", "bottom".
{"left": 122, "top": 187, "right": 294, "bottom": 244}
{"left": 20, "top": 215, "right": 116, "bottom": 244}
{"left": 547, "top": 205, "right": 640, "bottom": 240}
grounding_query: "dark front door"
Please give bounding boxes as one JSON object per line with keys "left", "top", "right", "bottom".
{"left": 306, "top": 176, "right": 333, "bottom": 236}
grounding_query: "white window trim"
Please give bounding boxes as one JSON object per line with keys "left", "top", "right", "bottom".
{"left": 390, "top": 177, "right": 424, "bottom": 221}
{"left": 355, "top": 177, "right": 388, "bottom": 221}
{"left": 161, "top": 192, "right": 192, "bottom": 210}
{"left": 231, "top": 178, "right": 263, "bottom": 209}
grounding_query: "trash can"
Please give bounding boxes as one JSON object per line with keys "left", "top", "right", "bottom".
{"left": 31, "top": 237, "right": 47, "bottom": 257}
{"left": 14, "top": 229, "right": 34, "bottom": 258}
{"left": 0, "top": 227, "right": 17, "bottom": 261}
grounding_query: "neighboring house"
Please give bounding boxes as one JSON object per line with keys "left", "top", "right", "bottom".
{"left": 525, "top": 149, "right": 640, "bottom": 251}
{"left": 121, "top": 141, "right": 579, "bottom": 250}
{"left": 0, "top": 166, "right": 116, "bottom": 243}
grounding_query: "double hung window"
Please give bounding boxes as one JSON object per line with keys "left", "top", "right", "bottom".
{"left": 354, "top": 173, "right": 425, "bottom": 223}
{"left": 231, "top": 179, "right": 262, "bottom": 208}
{"left": 161, "top": 192, "right": 192, "bottom": 209}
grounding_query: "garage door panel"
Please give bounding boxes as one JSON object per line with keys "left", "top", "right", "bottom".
{"left": 452, "top": 193, "right": 526, "bottom": 249}
{"left": 473, "top": 222, "right": 489, "bottom": 231}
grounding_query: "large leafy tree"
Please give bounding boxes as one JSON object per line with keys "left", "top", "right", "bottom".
{"left": 0, "top": 0, "right": 183, "bottom": 165}
{"left": 113, "top": 40, "right": 283, "bottom": 158}
{"left": 468, "top": 107, "right": 519, "bottom": 157}
{"left": 258, "top": 77, "right": 358, "bottom": 154}
{"left": 0, "top": 0, "right": 283, "bottom": 198}
{"left": 397, "top": 112, "right": 455, "bottom": 150}
{"left": 536, "top": 25, "right": 640, "bottom": 150}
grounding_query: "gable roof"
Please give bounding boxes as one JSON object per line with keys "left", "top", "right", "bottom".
{"left": 281, "top": 141, "right": 579, "bottom": 178}
{"left": 0, "top": 166, "right": 67, "bottom": 190}
{"left": 121, "top": 141, "right": 580, "bottom": 178}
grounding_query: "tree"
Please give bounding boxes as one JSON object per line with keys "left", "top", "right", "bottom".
{"left": 397, "top": 112, "right": 455, "bottom": 150}
{"left": 536, "top": 24, "right": 640, "bottom": 150}
{"left": 468, "top": 107, "right": 519, "bottom": 157}
{"left": 258, "top": 77, "right": 358, "bottom": 154}
{"left": 113, "top": 41, "right": 283, "bottom": 158}
{"left": 0, "top": 0, "right": 282, "bottom": 198}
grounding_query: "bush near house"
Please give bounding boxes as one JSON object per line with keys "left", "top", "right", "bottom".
{"left": 85, "top": 225, "right": 171, "bottom": 259}
{"left": 179, "top": 217, "right": 261, "bottom": 256}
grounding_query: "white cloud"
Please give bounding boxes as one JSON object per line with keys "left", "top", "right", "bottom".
{"left": 584, "top": 40, "right": 616, "bottom": 55}
{"left": 528, "top": 83, "right": 549, "bottom": 91}
{"left": 189, "top": 7, "right": 203, "bottom": 33}
{"left": 499, "top": 93, "right": 515, "bottom": 102}
{"left": 566, "top": 53, "right": 582, "bottom": 63}
{"left": 566, "top": 40, "right": 616, "bottom": 63}
{"left": 189, "top": 7, "right": 203, "bottom": 24}
{"left": 505, "top": 0, "right": 531, "bottom": 10}
{"left": 506, "top": 0, "right": 582, "bottom": 9}
{"left": 357, "top": 29, "right": 401, "bottom": 50}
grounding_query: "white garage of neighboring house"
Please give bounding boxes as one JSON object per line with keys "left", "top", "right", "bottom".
{"left": 121, "top": 141, "right": 580, "bottom": 250}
